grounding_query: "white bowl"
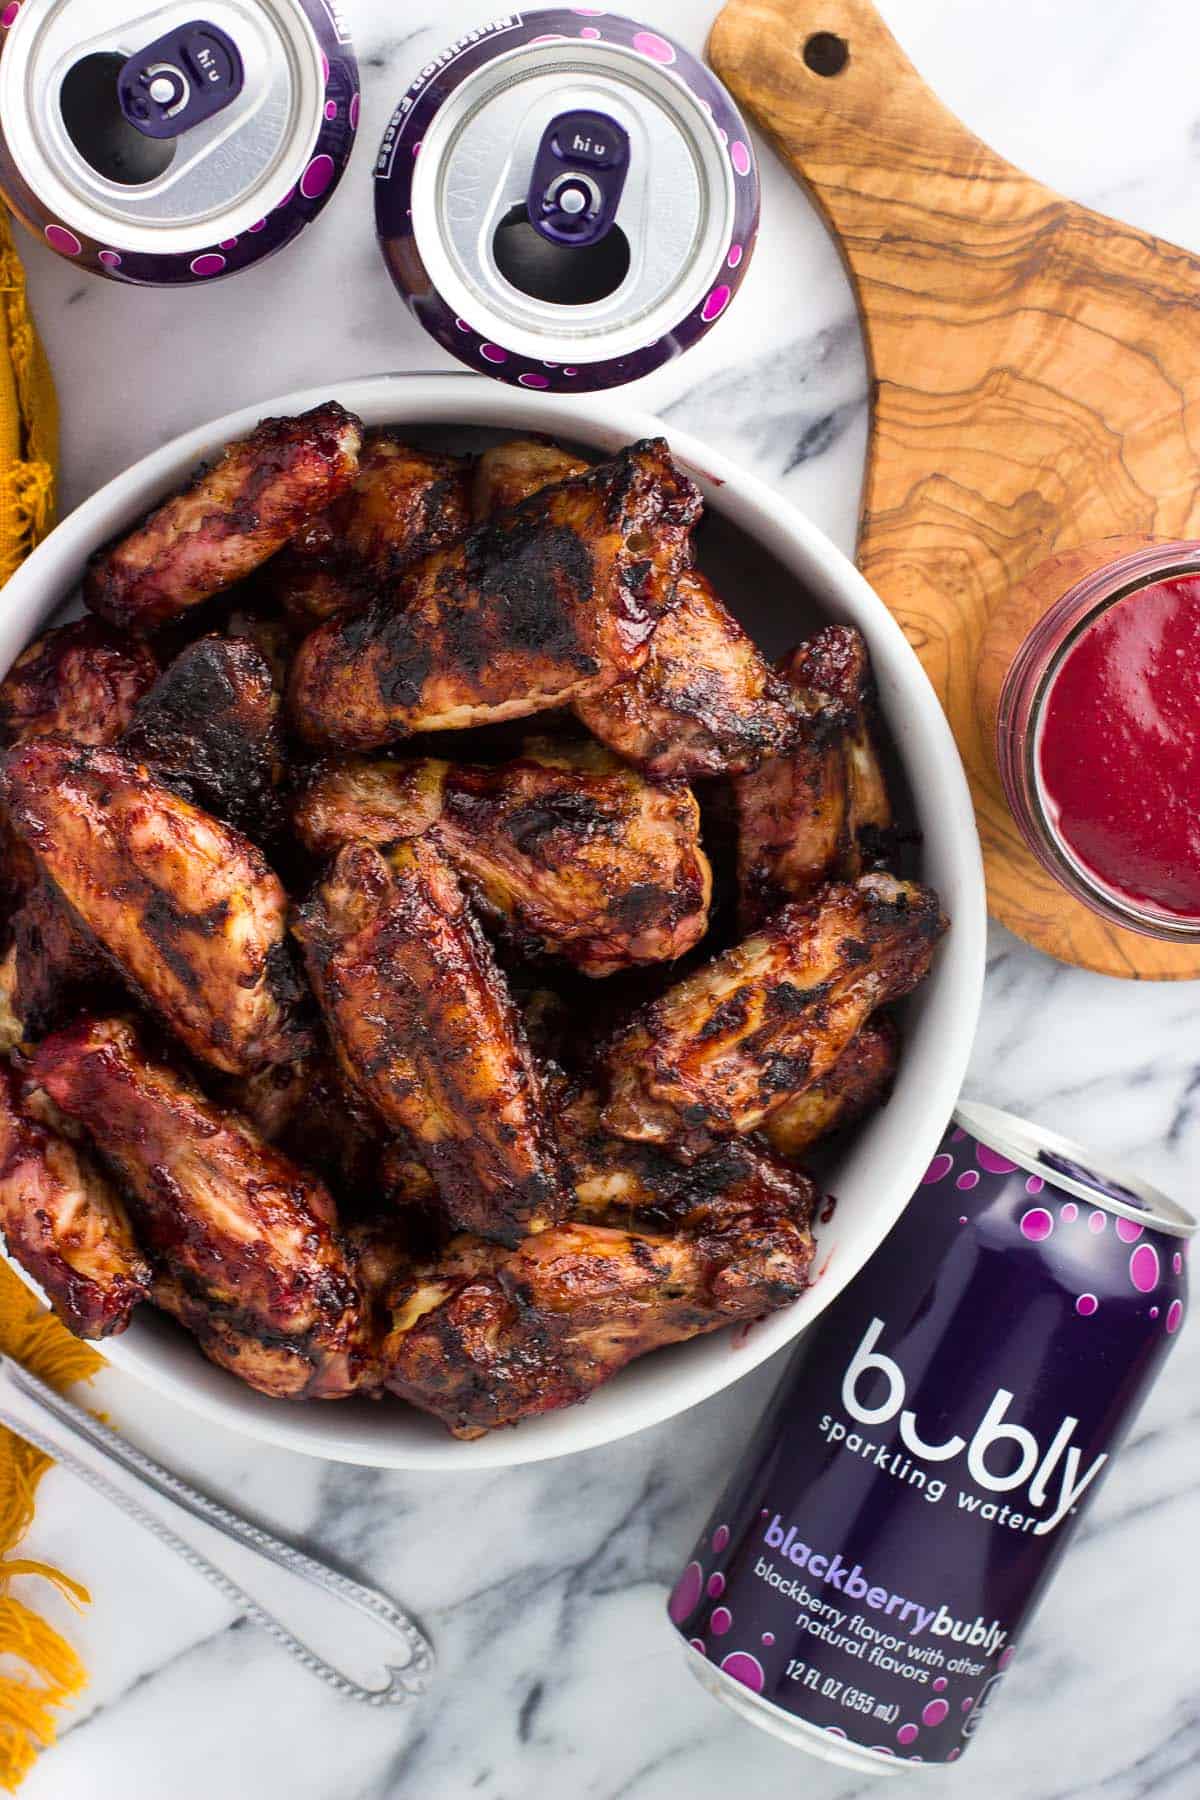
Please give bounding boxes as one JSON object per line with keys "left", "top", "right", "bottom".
{"left": 0, "top": 373, "right": 986, "bottom": 1468}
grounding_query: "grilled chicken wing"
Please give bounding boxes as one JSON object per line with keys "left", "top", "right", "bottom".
{"left": 29, "top": 1017, "right": 366, "bottom": 1397}
{"left": 84, "top": 402, "right": 363, "bottom": 631}
{"left": 287, "top": 439, "right": 701, "bottom": 750}
{"left": 294, "top": 737, "right": 712, "bottom": 976}
{"left": 370, "top": 1168, "right": 814, "bottom": 1438}
{"left": 0, "top": 1062, "right": 151, "bottom": 1338}
{"left": 228, "top": 1053, "right": 386, "bottom": 1211}
{"left": 0, "top": 618, "right": 159, "bottom": 747}
{"left": 272, "top": 434, "right": 472, "bottom": 624}
{"left": 471, "top": 440, "right": 799, "bottom": 781}
{"left": 736, "top": 626, "right": 894, "bottom": 925}
{"left": 4, "top": 880, "right": 109, "bottom": 1041}
{"left": 2, "top": 738, "right": 311, "bottom": 1073}
{"left": 603, "top": 874, "right": 947, "bottom": 1152}
{"left": 470, "top": 438, "right": 591, "bottom": 518}
{"left": 576, "top": 569, "right": 802, "bottom": 780}
{"left": 294, "top": 838, "right": 567, "bottom": 1244}
{"left": 762, "top": 1012, "right": 899, "bottom": 1160}
{"left": 558, "top": 1081, "right": 819, "bottom": 1235}
{"left": 120, "top": 635, "right": 284, "bottom": 838}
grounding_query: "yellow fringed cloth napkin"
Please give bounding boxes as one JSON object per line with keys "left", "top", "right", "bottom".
{"left": 0, "top": 211, "right": 98, "bottom": 1790}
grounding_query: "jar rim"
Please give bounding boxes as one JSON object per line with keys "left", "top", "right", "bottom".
{"left": 999, "top": 543, "right": 1200, "bottom": 941}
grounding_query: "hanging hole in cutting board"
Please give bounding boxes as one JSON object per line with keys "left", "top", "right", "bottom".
{"left": 802, "top": 32, "right": 850, "bottom": 77}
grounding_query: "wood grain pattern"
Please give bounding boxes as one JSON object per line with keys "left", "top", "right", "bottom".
{"left": 709, "top": 0, "right": 1200, "bottom": 978}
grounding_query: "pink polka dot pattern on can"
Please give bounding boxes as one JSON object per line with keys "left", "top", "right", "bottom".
{"left": 579, "top": 25, "right": 601, "bottom": 38}
{"left": 712, "top": 1524, "right": 730, "bottom": 1553}
{"left": 1166, "top": 1299, "right": 1183, "bottom": 1333}
{"left": 633, "top": 29, "right": 676, "bottom": 63}
{"left": 300, "top": 154, "right": 335, "bottom": 200}
{"left": 1026, "top": 1175, "right": 1045, "bottom": 1195}
{"left": 961, "top": 1696, "right": 974, "bottom": 1711}
{"left": 730, "top": 140, "right": 752, "bottom": 176}
{"left": 189, "top": 253, "right": 226, "bottom": 277}
{"left": 321, "top": 52, "right": 330, "bottom": 83}
{"left": 1129, "top": 1244, "right": 1160, "bottom": 1293}
{"left": 922, "top": 1699, "right": 949, "bottom": 1727}
{"left": 325, "top": 100, "right": 337, "bottom": 121}
{"left": 248, "top": 219, "right": 266, "bottom": 234}
{"left": 825, "top": 1727, "right": 847, "bottom": 1739}
{"left": 976, "top": 1142, "right": 1018, "bottom": 1174}
{"left": 1088, "top": 1211, "right": 1106, "bottom": 1233}
{"left": 1020, "top": 1207, "right": 1054, "bottom": 1241}
{"left": 956, "top": 1170, "right": 979, "bottom": 1191}
{"left": 709, "top": 1606, "right": 733, "bottom": 1636}
{"left": 44, "top": 224, "right": 81, "bottom": 256}
{"left": 518, "top": 372, "right": 550, "bottom": 389}
{"left": 455, "top": 318, "right": 472, "bottom": 332}
{"left": 98, "top": 249, "right": 122, "bottom": 269}
{"left": 349, "top": 93, "right": 360, "bottom": 130}
{"left": 1075, "top": 1293, "right": 1098, "bottom": 1317}
{"left": 1115, "top": 1217, "right": 1143, "bottom": 1243}
{"left": 275, "top": 186, "right": 296, "bottom": 210}
{"left": 700, "top": 285, "right": 732, "bottom": 323}
{"left": 706, "top": 1573, "right": 725, "bottom": 1599}
{"left": 219, "top": 237, "right": 238, "bottom": 249}
{"left": 688, "top": 1637, "right": 705, "bottom": 1653}
{"left": 933, "top": 1677, "right": 948, "bottom": 1692}
{"left": 761, "top": 1632, "right": 774, "bottom": 1646}
{"left": 480, "top": 343, "right": 508, "bottom": 364}
{"left": 998, "top": 1646, "right": 1016, "bottom": 1670}
{"left": 727, "top": 243, "right": 744, "bottom": 268}
{"left": 1060, "top": 1199, "right": 1077, "bottom": 1220}
{"left": 1, "top": 2, "right": 21, "bottom": 27}
{"left": 720, "top": 1652, "right": 764, "bottom": 1692}
{"left": 923, "top": 1153, "right": 953, "bottom": 1185}
{"left": 1173, "top": 1251, "right": 1183, "bottom": 1274}
{"left": 897, "top": 1723, "right": 919, "bottom": 1746}
{"left": 668, "top": 1561, "right": 702, "bottom": 1624}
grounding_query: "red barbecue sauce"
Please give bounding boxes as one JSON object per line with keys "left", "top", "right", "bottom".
{"left": 1037, "top": 574, "right": 1200, "bottom": 917}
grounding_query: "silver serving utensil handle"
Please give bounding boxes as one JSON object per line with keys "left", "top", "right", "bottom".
{"left": 0, "top": 1354, "right": 433, "bottom": 1707}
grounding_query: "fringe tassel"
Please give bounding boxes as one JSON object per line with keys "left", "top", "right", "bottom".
{"left": 0, "top": 1245, "right": 101, "bottom": 1790}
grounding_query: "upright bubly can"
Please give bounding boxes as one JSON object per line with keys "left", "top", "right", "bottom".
{"left": 667, "top": 1103, "right": 1194, "bottom": 1774}
{"left": 0, "top": 0, "right": 358, "bottom": 284}
{"left": 375, "top": 12, "right": 759, "bottom": 391}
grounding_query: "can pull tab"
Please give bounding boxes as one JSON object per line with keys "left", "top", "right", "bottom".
{"left": 118, "top": 21, "right": 244, "bottom": 140}
{"left": 527, "top": 110, "right": 630, "bottom": 248}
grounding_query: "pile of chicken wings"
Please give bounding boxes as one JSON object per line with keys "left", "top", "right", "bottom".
{"left": 0, "top": 404, "right": 947, "bottom": 1438}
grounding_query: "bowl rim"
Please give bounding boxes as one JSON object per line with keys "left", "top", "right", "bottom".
{"left": 0, "top": 371, "right": 986, "bottom": 1468}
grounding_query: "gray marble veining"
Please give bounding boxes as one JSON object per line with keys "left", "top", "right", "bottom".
{"left": 9, "top": 1, "right": 1200, "bottom": 1796}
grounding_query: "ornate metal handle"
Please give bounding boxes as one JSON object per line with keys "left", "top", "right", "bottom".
{"left": 0, "top": 1354, "right": 434, "bottom": 1707}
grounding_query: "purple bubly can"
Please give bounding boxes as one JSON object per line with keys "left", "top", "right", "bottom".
{"left": 0, "top": 0, "right": 358, "bottom": 285}
{"left": 667, "top": 1103, "right": 1194, "bottom": 1774}
{"left": 375, "top": 12, "right": 759, "bottom": 391}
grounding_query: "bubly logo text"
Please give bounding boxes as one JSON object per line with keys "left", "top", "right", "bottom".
{"left": 842, "top": 1318, "right": 1107, "bottom": 1534}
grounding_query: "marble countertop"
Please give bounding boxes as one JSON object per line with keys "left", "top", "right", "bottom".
{"left": 11, "top": 1, "right": 1200, "bottom": 1795}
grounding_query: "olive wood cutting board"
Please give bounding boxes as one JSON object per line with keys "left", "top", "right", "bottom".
{"left": 709, "top": 0, "right": 1200, "bottom": 979}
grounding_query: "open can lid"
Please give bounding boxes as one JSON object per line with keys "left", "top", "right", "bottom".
{"left": 955, "top": 1100, "right": 1196, "bottom": 1239}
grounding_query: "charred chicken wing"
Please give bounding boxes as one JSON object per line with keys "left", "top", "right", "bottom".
{"left": 603, "top": 874, "right": 946, "bottom": 1152}
{"left": 294, "top": 837, "right": 568, "bottom": 1244}
{"left": 287, "top": 439, "right": 701, "bottom": 749}
{"left": 120, "top": 635, "right": 284, "bottom": 838}
{"left": 2, "top": 738, "right": 311, "bottom": 1073}
{"left": 470, "top": 438, "right": 591, "bottom": 518}
{"left": 576, "top": 569, "right": 802, "bottom": 780}
{"left": 0, "top": 1061, "right": 151, "bottom": 1338}
{"left": 762, "top": 1012, "right": 899, "bottom": 1160}
{"left": 471, "top": 442, "right": 799, "bottom": 781}
{"left": 371, "top": 1172, "right": 814, "bottom": 1437}
{"left": 84, "top": 402, "right": 363, "bottom": 631}
{"left": 5, "top": 880, "right": 109, "bottom": 1042}
{"left": 736, "top": 626, "right": 894, "bottom": 925}
{"left": 293, "top": 737, "right": 712, "bottom": 976}
{"left": 29, "top": 1017, "right": 365, "bottom": 1397}
{"left": 272, "top": 434, "right": 472, "bottom": 625}
{"left": 0, "top": 618, "right": 159, "bottom": 747}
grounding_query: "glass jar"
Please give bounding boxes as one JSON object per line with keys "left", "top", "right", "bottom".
{"left": 994, "top": 539, "right": 1200, "bottom": 942}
